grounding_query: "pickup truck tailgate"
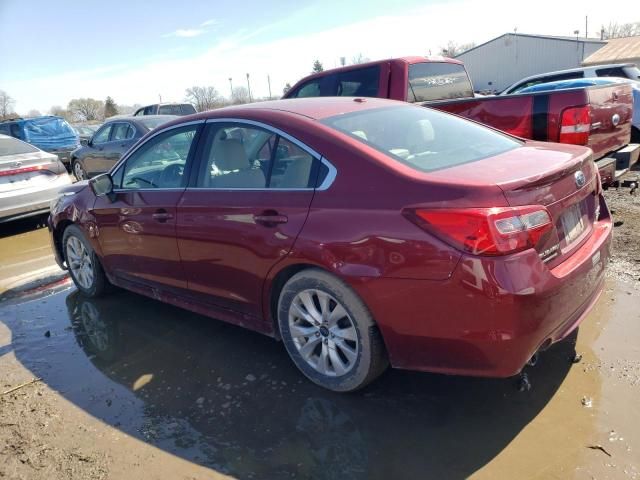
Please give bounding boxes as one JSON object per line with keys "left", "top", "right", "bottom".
{"left": 586, "top": 83, "right": 633, "bottom": 160}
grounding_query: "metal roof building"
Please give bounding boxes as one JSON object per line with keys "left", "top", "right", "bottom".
{"left": 456, "top": 33, "right": 606, "bottom": 93}
{"left": 583, "top": 36, "right": 640, "bottom": 66}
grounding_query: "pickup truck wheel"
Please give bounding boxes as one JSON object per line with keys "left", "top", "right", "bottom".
{"left": 278, "top": 269, "right": 388, "bottom": 392}
{"left": 72, "top": 160, "right": 87, "bottom": 181}
{"left": 63, "top": 225, "right": 110, "bottom": 297}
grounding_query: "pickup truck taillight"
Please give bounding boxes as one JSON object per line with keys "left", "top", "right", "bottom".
{"left": 405, "top": 206, "right": 553, "bottom": 256}
{"left": 559, "top": 106, "right": 590, "bottom": 146}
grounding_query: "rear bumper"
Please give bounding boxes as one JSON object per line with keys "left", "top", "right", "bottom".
{"left": 352, "top": 196, "right": 613, "bottom": 378}
{"left": 0, "top": 175, "right": 72, "bottom": 223}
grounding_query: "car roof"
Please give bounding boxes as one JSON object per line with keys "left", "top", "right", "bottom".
{"left": 176, "top": 97, "right": 409, "bottom": 124}
{"left": 104, "top": 114, "right": 178, "bottom": 125}
{"left": 507, "top": 63, "right": 635, "bottom": 88}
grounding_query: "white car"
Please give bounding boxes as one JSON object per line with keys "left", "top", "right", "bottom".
{"left": 0, "top": 134, "right": 72, "bottom": 222}
{"left": 501, "top": 63, "right": 640, "bottom": 95}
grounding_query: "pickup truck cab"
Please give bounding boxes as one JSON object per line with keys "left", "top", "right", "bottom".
{"left": 133, "top": 103, "right": 197, "bottom": 116}
{"left": 284, "top": 57, "right": 637, "bottom": 184}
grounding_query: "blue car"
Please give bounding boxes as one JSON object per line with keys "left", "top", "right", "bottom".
{"left": 518, "top": 77, "right": 640, "bottom": 140}
{"left": 0, "top": 116, "right": 79, "bottom": 168}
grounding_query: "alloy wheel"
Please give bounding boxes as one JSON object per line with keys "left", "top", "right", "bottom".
{"left": 288, "top": 289, "right": 359, "bottom": 377}
{"left": 66, "top": 236, "right": 94, "bottom": 289}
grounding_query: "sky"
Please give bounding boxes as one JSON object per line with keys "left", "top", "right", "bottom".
{"left": 0, "top": 0, "right": 634, "bottom": 113}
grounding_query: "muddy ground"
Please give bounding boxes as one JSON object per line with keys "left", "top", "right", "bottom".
{"left": 0, "top": 188, "right": 639, "bottom": 480}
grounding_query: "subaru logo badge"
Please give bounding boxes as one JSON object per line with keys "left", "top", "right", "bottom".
{"left": 612, "top": 113, "right": 621, "bottom": 127}
{"left": 574, "top": 171, "right": 586, "bottom": 188}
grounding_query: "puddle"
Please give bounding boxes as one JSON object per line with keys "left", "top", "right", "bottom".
{"left": 0, "top": 279, "right": 638, "bottom": 479}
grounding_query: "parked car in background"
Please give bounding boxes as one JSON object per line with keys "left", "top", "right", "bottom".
{"left": 72, "top": 123, "right": 100, "bottom": 144}
{"left": 70, "top": 115, "right": 177, "bottom": 180}
{"left": 518, "top": 77, "right": 640, "bottom": 143}
{"left": 49, "top": 97, "right": 611, "bottom": 392}
{"left": 500, "top": 63, "right": 640, "bottom": 95}
{"left": 0, "top": 116, "right": 79, "bottom": 168}
{"left": 0, "top": 134, "right": 71, "bottom": 222}
{"left": 283, "top": 56, "right": 636, "bottom": 186}
{"left": 133, "top": 103, "right": 197, "bottom": 116}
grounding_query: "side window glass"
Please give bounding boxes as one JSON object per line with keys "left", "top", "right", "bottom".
{"left": 121, "top": 126, "right": 197, "bottom": 189}
{"left": 336, "top": 66, "right": 380, "bottom": 97}
{"left": 197, "top": 124, "right": 274, "bottom": 188}
{"left": 92, "top": 125, "right": 112, "bottom": 144}
{"left": 143, "top": 106, "right": 154, "bottom": 115}
{"left": 596, "top": 67, "right": 626, "bottom": 77}
{"left": 126, "top": 124, "right": 135, "bottom": 139}
{"left": 111, "top": 123, "right": 130, "bottom": 141}
{"left": 292, "top": 81, "right": 321, "bottom": 98}
{"left": 270, "top": 138, "right": 315, "bottom": 188}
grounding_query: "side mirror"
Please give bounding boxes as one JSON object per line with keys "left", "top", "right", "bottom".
{"left": 90, "top": 174, "right": 115, "bottom": 201}
{"left": 80, "top": 138, "right": 89, "bottom": 146}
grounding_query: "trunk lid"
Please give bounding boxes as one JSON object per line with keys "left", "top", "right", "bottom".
{"left": 0, "top": 151, "right": 66, "bottom": 193}
{"left": 428, "top": 141, "right": 598, "bottom": 266}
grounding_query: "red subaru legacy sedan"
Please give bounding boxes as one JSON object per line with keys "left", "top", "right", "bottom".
{"left": 48, "top": 97, "right": 612, "bottom": 392}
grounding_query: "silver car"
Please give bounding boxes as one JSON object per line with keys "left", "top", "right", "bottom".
{"left": 0, "top": 134, "right": 72, "bottom": 222}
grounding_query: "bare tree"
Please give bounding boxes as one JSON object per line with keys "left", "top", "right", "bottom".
{"left": 0, "top": 90, "right": 16, "bottom": 119}
{"left": 117, "top": 104, "right": 142, "bottom": 115}
{"left": 601, "top": 21, "right": 640, "bottom": 39}
{"left": 49, "top": 105, "right": 73, "bottom": 121}
{"left": 185, "top": 86, "right": 222, "bottom": 112}
{"left": 231, "top": 86, "right": 250, "bottom": 105}
{"left": 67, "top": 98, "right": 104, "bottom": 121}
{"left": 351, "top": 53, "right": 370, "bottom": 65}
{"left": 26, "top": 109, "right": 42, "bottom": 117}
{"left": 438, "top": 41, "right": 476, "bottom": 57}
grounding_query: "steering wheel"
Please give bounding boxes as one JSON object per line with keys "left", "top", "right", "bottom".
{"left": 158, "top": 163, "right": 184, "bottom": 188}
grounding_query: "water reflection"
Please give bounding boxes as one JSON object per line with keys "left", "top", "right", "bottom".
{"left": 8, "top": 288, "right": 578, "bottom": 479}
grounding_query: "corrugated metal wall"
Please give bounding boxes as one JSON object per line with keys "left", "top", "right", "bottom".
{"left": 457, "top": 34, "right": 606, "bottom": 92}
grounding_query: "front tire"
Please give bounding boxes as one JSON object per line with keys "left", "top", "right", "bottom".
{"left": 278, "top": 269, "right": 388, "bottom": 392}
{"left": 62, "top": 225, "right": 110, "bottom": 297}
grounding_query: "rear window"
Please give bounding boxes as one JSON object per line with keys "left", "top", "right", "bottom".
{"left": 407, "top": 63, "right": 474, "bottom": 102}
{"left": 159, "top": 104, "right": 194, "bottom": 115}
{"left": 138, "top": 117, "right": 173, "bottom": 130}
{"left": 0, "top": 136, "right": 40, "bottom": 156}
{"left": 322, "top": 105, "right": 521, "bottom": 172}
{"left": 289, "top": 66, "right": 381, "bottom": 98}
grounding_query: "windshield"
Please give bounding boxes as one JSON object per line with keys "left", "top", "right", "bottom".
{"left": 0, "top": 136, "right": 40, "bottom": 156}
{"left": 322, "top": 106, "right": 521, "bottom": 172}
{"left": 407, "top": 62, "right": 474, "bottom": 102}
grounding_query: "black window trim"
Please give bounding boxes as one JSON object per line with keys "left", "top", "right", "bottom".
{"left": 185, "top": 118, "right": 336, "bottom": 191}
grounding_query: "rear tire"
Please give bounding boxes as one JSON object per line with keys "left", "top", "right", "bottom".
{"left": 278, "top": 269, "right": 388, "bottom": 392}
{"left": 62, "top": 225, "right": 110, "bottom": 297}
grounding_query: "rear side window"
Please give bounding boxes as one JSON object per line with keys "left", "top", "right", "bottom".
{"left": 408, "top": 63, "right": 474, "bottom": 102}
{"left": 323, "top": 105, "right": 521, "bottom": 172}
{"left": 112, "top": 123, "right": 134, "bottom": 141}
{"left": 0, "top": 136, "right": 39, "bottom": 156}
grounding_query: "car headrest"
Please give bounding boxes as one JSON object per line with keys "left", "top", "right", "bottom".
{"left": 213, "top": 139, "right": 249, "bottom": 171}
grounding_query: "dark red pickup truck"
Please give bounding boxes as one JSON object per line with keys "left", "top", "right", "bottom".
{"left": 283, "top": 56, "right": 637, "bottom": 184}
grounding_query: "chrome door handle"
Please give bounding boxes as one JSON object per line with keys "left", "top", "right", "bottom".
{"left": 152, "top": 210, "right": 174, "bottom": 222}
{"left": 254, "top": 213, "right": 288, "bottom": 226}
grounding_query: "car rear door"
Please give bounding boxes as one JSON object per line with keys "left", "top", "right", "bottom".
{"left": 91, "top": 123, "right": 202, "bottom": 292}
{"left": 176, "top": 120, "right": 322, "bottom": 324}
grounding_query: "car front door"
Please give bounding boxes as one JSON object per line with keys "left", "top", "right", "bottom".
{"left": 176, "top": 121, "right": 321, "bottom": 325}
{"left": 91, "top": 123, "right": 202, "bottom": 292}
{"left": 84, "top": 124, "right": 112, "bottom": 177}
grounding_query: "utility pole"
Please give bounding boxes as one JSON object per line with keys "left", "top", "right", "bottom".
{"left": 228, "top": 77, "right": 233, "bottom": 100}
{"left": 159, "top": 94, "right": 162, "bottom": 103}
{"left": 585, "top": 16, "right": 588, "bottom": 38}
{"left": 246, "top": 73, "right": 252, "bottom": 102}
{"left": 267, "top": 75, "right": 272, "bottom": 99}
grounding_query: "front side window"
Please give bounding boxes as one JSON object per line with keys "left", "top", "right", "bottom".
{"left": 120, "top": 125, "right": 198, "bottom": 189}
{"left": 322, "top": 105, "right": 521, "bottom": 172}
{"left": 408, "top": 63, "right": 474, "bottom": 102}
{"left": 92, "top": 125, "right": 112, "bottom": 144}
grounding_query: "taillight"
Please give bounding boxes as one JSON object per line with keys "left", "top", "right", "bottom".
{"left": 405, "top": 206, "right": 553, "bottom": 256}
{"left": 0, "top": 165, "right": 48, "bottom": 177}
{"left": 559, "top": 106, "right": 590, "bottom": 145}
